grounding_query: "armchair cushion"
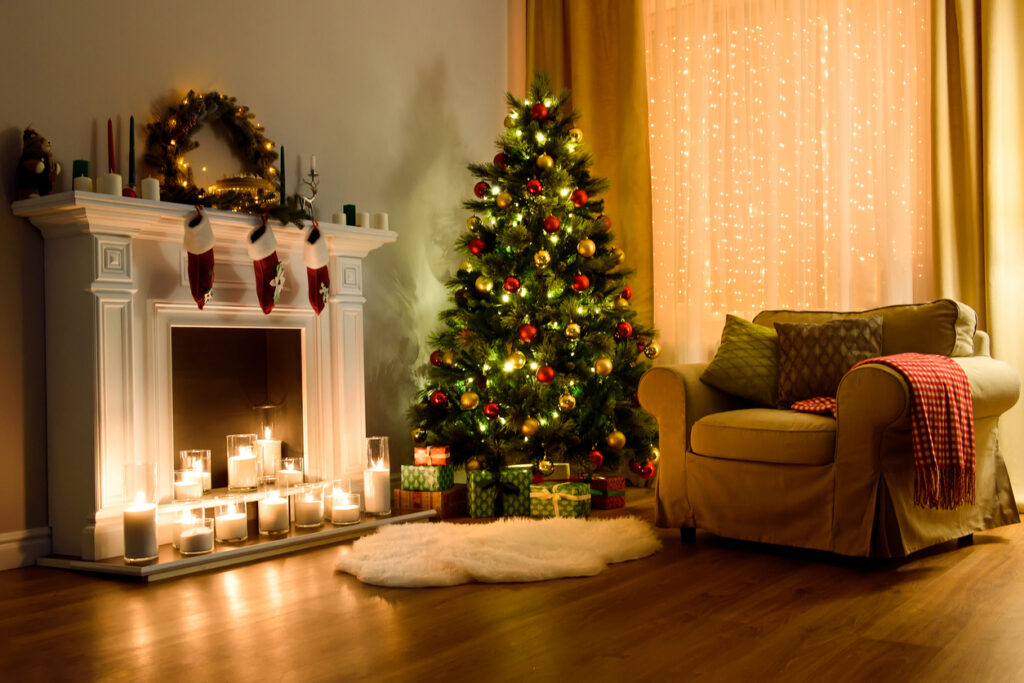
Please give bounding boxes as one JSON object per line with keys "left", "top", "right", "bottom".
{"left": 775, "top": 315, "right": 882, "bottom": 405}
{"left": 700, "top": 314, "right": 778, "bottom": 406}
{"left": 691, "top": 408, "right": 836, "bottom": 466}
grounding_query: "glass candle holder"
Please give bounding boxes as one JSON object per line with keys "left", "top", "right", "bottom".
{"left": 178, "top": 517, "right": 215, "bottom": 555}
{"left": 171, "top": 506, "right": 204, "bottom": 549}
{"left": 123, "top": 463, "right": 158, "bottom": 563}
{"left": 363, "top": 436, "right": 390, "bottom": 515}
{"left": 293, "top": 483, "right": 325, "bottom": 528}
{"left": 173, "top": 469, "right": 204, "bottom": 501}
{"left": 255, "top": 425, "right": 281, "bottom": 483}
{"left": 331, "top": 491, "right": 362, "bottom": 525}
{"left": 226, "top": 434, "right": 259, "bottom": 492}
{"left": 214, "top": 496, "right": 248, "bottom": 543}
{"left": 178, "top": 449, "right": 212, "bottom": 492}
{"left": 277, "top": 456, "right": 304, "bottom": 488}
{"left": 258, "top": 487, "right": 290, "bottom": 536}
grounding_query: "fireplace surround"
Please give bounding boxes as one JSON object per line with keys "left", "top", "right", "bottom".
{"left": 13, "top": 192, "right": 395, "bottom": 560}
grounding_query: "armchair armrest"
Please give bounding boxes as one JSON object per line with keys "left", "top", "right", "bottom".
{"left": 638, "top": 364, "right": 747, "bottom": 452}
{"left": 953, "top": 356, "right": 1021, "bottom": 419}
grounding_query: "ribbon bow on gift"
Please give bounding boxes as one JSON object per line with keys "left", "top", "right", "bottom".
{"left": 531, "top": 482, "right": 589, "bottom": 517}
{"left": 270, "top": 263, "right": 286, "bottom": 303}
{"left": 480, "top": 474, "right": 521, "bottom": 516}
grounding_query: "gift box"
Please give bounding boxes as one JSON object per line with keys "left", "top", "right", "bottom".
{"left": 589, "top": 475, "right": 626, "bottom": 510}
{"left": 393, "top": 485, "right": 466, "bottom": 519}
{"left": 466, "top": 465, "right": 532, "bottom": 518}
{"left": 429, "top": 445, "right": 450, "bottom": 466}
{"left": 400, "top": 464, "right": 454, "bottom": 492}
{"left": 530, "top": 481, "right": 591, "bottom": 518}
{"left": 541, "top": 462, "right": 571, "bottom": 481}
{"left": 413, "top": 447, "right": 430, "bottom": 466}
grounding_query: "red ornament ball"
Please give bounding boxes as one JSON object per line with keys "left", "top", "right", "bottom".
{"left": 504, "top": 276, "right": 521, "bottom": 293}
{"left": 429, "top": 350, "right": 444, "bottom": 367}
{"left": 537, "top": 366, "right": 556, "bottom": 384}
{"left": 493, "top": 153, "right": 508, "bottom": 168}
{"left": 628, "top": 460, "right": 644, "bottom": 474}
{"left": 483, "top": 402, "right": 500, "bottom": 419}
{"left": 639, "top": 462, "right": 656, "bottom": 480}
{"left": 597, "top": 215, "right": 612, "bottom": 231}
{"left": 531, "top": 102, "right": 548, "bottom": 119}
{"left": 571, "top": 189, "right": 588, "bottom": 207}
{"left": 572, "top": 274, "right": 590, "bottom": 292}
{"left": 589, "top": 450, "right": 604, "bottom": 468}
{"left": 518, "top": 323, "right": 538, "bottom": 343}
{"left": 543, "top": 215, "right": 561, "bottom": 233}
{"left": 636, "top": 338, "right": 647, "bottom": 353}
{"left": 632, "top": 391, "right": 641, "bottom": 406}
{"left": 615, "top": 322, "right": 634, "bottom": 339}
{"left": 429, "top": 390, "right": 448, "bottom": 407}
{"left": 532, "top": 473, "right": 544, "bottom": 484}
{"left": 468, "top": 238, "right": 486, "bottom": 255}
{"left": 473, "top": 181, "right": 490, "bottom": 198}
{"left": 622, "top": 286, "right": 633, "bottom": 301}
{"left": 527, "top": 179, "right": 543, "bottom": 196}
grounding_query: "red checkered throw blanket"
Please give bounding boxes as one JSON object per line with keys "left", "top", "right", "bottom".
{"left": 792, "top": 353, "right": 976, "bottom": 510}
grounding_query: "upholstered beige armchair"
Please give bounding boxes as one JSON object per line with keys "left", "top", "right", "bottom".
{"left": 638, "top": 300, "right": 1020, "bottom": 557}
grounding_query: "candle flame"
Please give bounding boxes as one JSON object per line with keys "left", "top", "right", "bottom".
{"left": 264, "top": 426, "right": 271, "bottom": 439}
{"left": 238, "top": 445, "right": 252, "bottom": 458}
{"left": 371, "top": 456, "right": 384, "bottom": 470}
{"left": 135, "top": 491, "right": 146, "bottom": 505}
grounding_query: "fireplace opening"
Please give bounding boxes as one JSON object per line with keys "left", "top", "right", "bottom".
{"left": 171, "top": 327, "right": 305, "bottom": 489}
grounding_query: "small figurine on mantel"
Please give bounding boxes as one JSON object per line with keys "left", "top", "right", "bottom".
{"left": 15, "top": 126, "right": 61, "bottom": 199}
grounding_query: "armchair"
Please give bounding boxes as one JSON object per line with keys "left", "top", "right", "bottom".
{"left": 638, "top": 300, "right": 1020, "bottom": 557}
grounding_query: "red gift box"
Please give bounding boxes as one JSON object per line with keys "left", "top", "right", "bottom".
{"left": 590, "top": 475, "right": 626, "bottom": 510}
{"left": 428, "top": 445, "right": 450, "bottom": 466}
{"left": 414, "top": 447, "right": 430, "bottom": 466}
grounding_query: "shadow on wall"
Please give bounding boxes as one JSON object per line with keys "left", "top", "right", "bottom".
{"left": 0, "top": 124, "right": 49, "bottom": 531}
{"left": 362, "top": 61, "right": 470, "bottom": 466}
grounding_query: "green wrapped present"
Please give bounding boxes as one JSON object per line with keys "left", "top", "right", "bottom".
{"left": 400, "top": 464, "right": 454, "bottom": 492}
{"left": 530, "top": 481, "right": 591, "bottom": 518}
{"left": 466, "top": 465, "right": 532, "bottom": 518}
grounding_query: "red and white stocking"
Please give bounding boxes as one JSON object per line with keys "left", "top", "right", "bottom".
{"left": 184, "top": 206, "right": 215, "bottom": 309}
{"left": 247, "top": 218, "right": 283, "bottom": 315}
{"left": 304, "top": 223, "right": 330, "bottom": 315}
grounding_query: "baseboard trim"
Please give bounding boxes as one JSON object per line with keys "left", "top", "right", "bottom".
{"left": 0, "top": 527, "right": 51, "bottom": 570}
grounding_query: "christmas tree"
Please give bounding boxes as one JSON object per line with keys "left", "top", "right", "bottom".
{"left": 409, "top": 75, "right": 659, "bottom": 480}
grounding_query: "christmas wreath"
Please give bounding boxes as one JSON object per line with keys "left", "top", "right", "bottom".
{"left": 143, "top": 90, "right": 306, "bottom": 226}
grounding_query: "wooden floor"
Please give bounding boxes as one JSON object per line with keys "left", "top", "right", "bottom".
{"left": 2, "top": 489, "right": 1024, "bottom": 682}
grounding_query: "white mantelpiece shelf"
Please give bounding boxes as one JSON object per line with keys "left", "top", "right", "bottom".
{"left": 13, "top": 191, "right": 396, "bottom": 561}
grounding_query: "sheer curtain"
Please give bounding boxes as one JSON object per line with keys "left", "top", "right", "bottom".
{"left": 643, "top": 0, "right": 932, "bottom": 363}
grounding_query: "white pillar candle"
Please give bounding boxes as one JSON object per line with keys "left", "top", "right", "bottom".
{"left": 331, "top": 502, "right": 361, "bottom": 524}
{"left": 277, "top": 468, "right": 303, "bottom": 487}
{"left": 256, "top": 438, "right": 281, "bottom": 479}
{"left": 214, "top": 512, "right": 248, "bottom": 542}
{"left": 356, "top": 211, "right": 371, "bottom": 228}
{"left": 258, "top": 495, "right": 290, "bottom": 534}
{"left": 173, "top": 479, "right": 203, "bottom": 501}
{"left": 294, "top": 496, "right": 324, "bottom": 527}
{"left": 123, "top": 504, "right": 158, "bottom": 561}
{"left": 363, "top": 468, "right": 390, "bottom": 514}
{"left": 178, "top": 526, "right": 214, "bottom": 554}
{"left": 331, "top": 211, "right": 344, "bottom": 225}
{"left": 172, "top": 513, "right": 201, "bottom": 548}
{"left": 228, "top": 448, "right": 258, "bottom": 490}
{"left": 99, "top": 173, "right": 122, "bottom": 196}
{"left": 373, "top": 212, "right": 389, "bottom": 230}
{"left": 140, "top": 177, "right": 160, "bottom": 200}
{"left": 73, "top": 176, "right": 93, "bottom": 192}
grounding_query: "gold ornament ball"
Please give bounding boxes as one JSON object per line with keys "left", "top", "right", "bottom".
{"left": 466, "top": 457, "right": 484, "bottom": 472}
{"left": 496, "top": 192, "right": 513, "bottom": 209}
{"left": 537, "top": 459, "right": 555, "bottom": 476}
{"left": 648, "top": 447, "right": 661, "bottom": 463}
{"left": 475, "top": 276, "right": 494, "bottom": 293}
{"left": 612, "top": 247, "right": 626, "bottom": 265}
{"left": 466, "top": 216, "right": 481, "bottom": 232}
{"left": 594, "top": 357, "right": 613, "bottom": 376}
{"left": 442, "top": 350, "right": 457, "bottom": 366}
{"left": 565, "top": 323, "right": 582, "bottom": 340}
{"left": 459, "top": 260, "right": 472, "bottom": 273}
{"left": 521, "top": 417, "right": 540, "bottom": 436}
{"left": 577, "top": 239, "right": 596, "bottom": 258}
{"left": 644, "top": 341, "right": 662, "bottom": 359}
{"left": 569, "top": 128, "right": 583, "bottom": 143}
{"left": 615, "top": 297, "right": 630, "bottom": 309}
{"left": 504, "top": 114, "right": 516, "bottom": 128}
{"left": 509, "top": 350, "right": 527, "bottom": 370}
{"left": 607, "top": 430, "right": 627, "bottom": 450}
{"left": 536, "top": 154, "right": 554, "bottom": 170}
{"left": 460, "top": 391, "right": 480, "bottom": 410}
{"left": 558, "top": 394, "right": 577, "bottom": 412}
{"left": 534, "top": 249, "right": 552, "bottom": 268}
{"left": 411, "top": 428, "right": 427, "bottom": 444}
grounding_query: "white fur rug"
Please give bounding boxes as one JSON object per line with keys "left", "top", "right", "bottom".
{"left": 334, "top": 516, "right": 662, "bottom": 587}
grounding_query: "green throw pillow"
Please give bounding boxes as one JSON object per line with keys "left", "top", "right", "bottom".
{"left": 700, "top": 314, "right": 778, "bottom": 406}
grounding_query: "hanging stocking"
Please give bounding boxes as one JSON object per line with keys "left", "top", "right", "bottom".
{"left": 304, "top": 222, "right": 330, "bottom": 315}
{"left": 247, "top": 216, "right": 283, "bottom": 315}
{"left": 184, "top": 205, "right": 215, "bottom": 309}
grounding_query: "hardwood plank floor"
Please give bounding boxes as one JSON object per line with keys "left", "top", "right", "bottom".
{"left": 2, "top": 489, "right": 1023, "bottom": 682}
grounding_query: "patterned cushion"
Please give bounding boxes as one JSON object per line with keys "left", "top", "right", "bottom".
{"left": 700, "top": 314, "right": 778, "bottom": 406}
{"left": 775, "top": 316, "right": 883, "bottom": 406}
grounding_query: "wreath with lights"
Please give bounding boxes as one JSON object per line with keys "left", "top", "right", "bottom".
{"left": 143, "top": 90, "right": 306, "bottom": 225}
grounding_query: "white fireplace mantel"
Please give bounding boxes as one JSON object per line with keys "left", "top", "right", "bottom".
{"left": 13, "top": 191, "right": 396, "bottom": 559}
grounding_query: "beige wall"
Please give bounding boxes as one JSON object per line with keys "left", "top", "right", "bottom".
{"left": 0, "top": 0, "right": 509, "bottom": 535}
